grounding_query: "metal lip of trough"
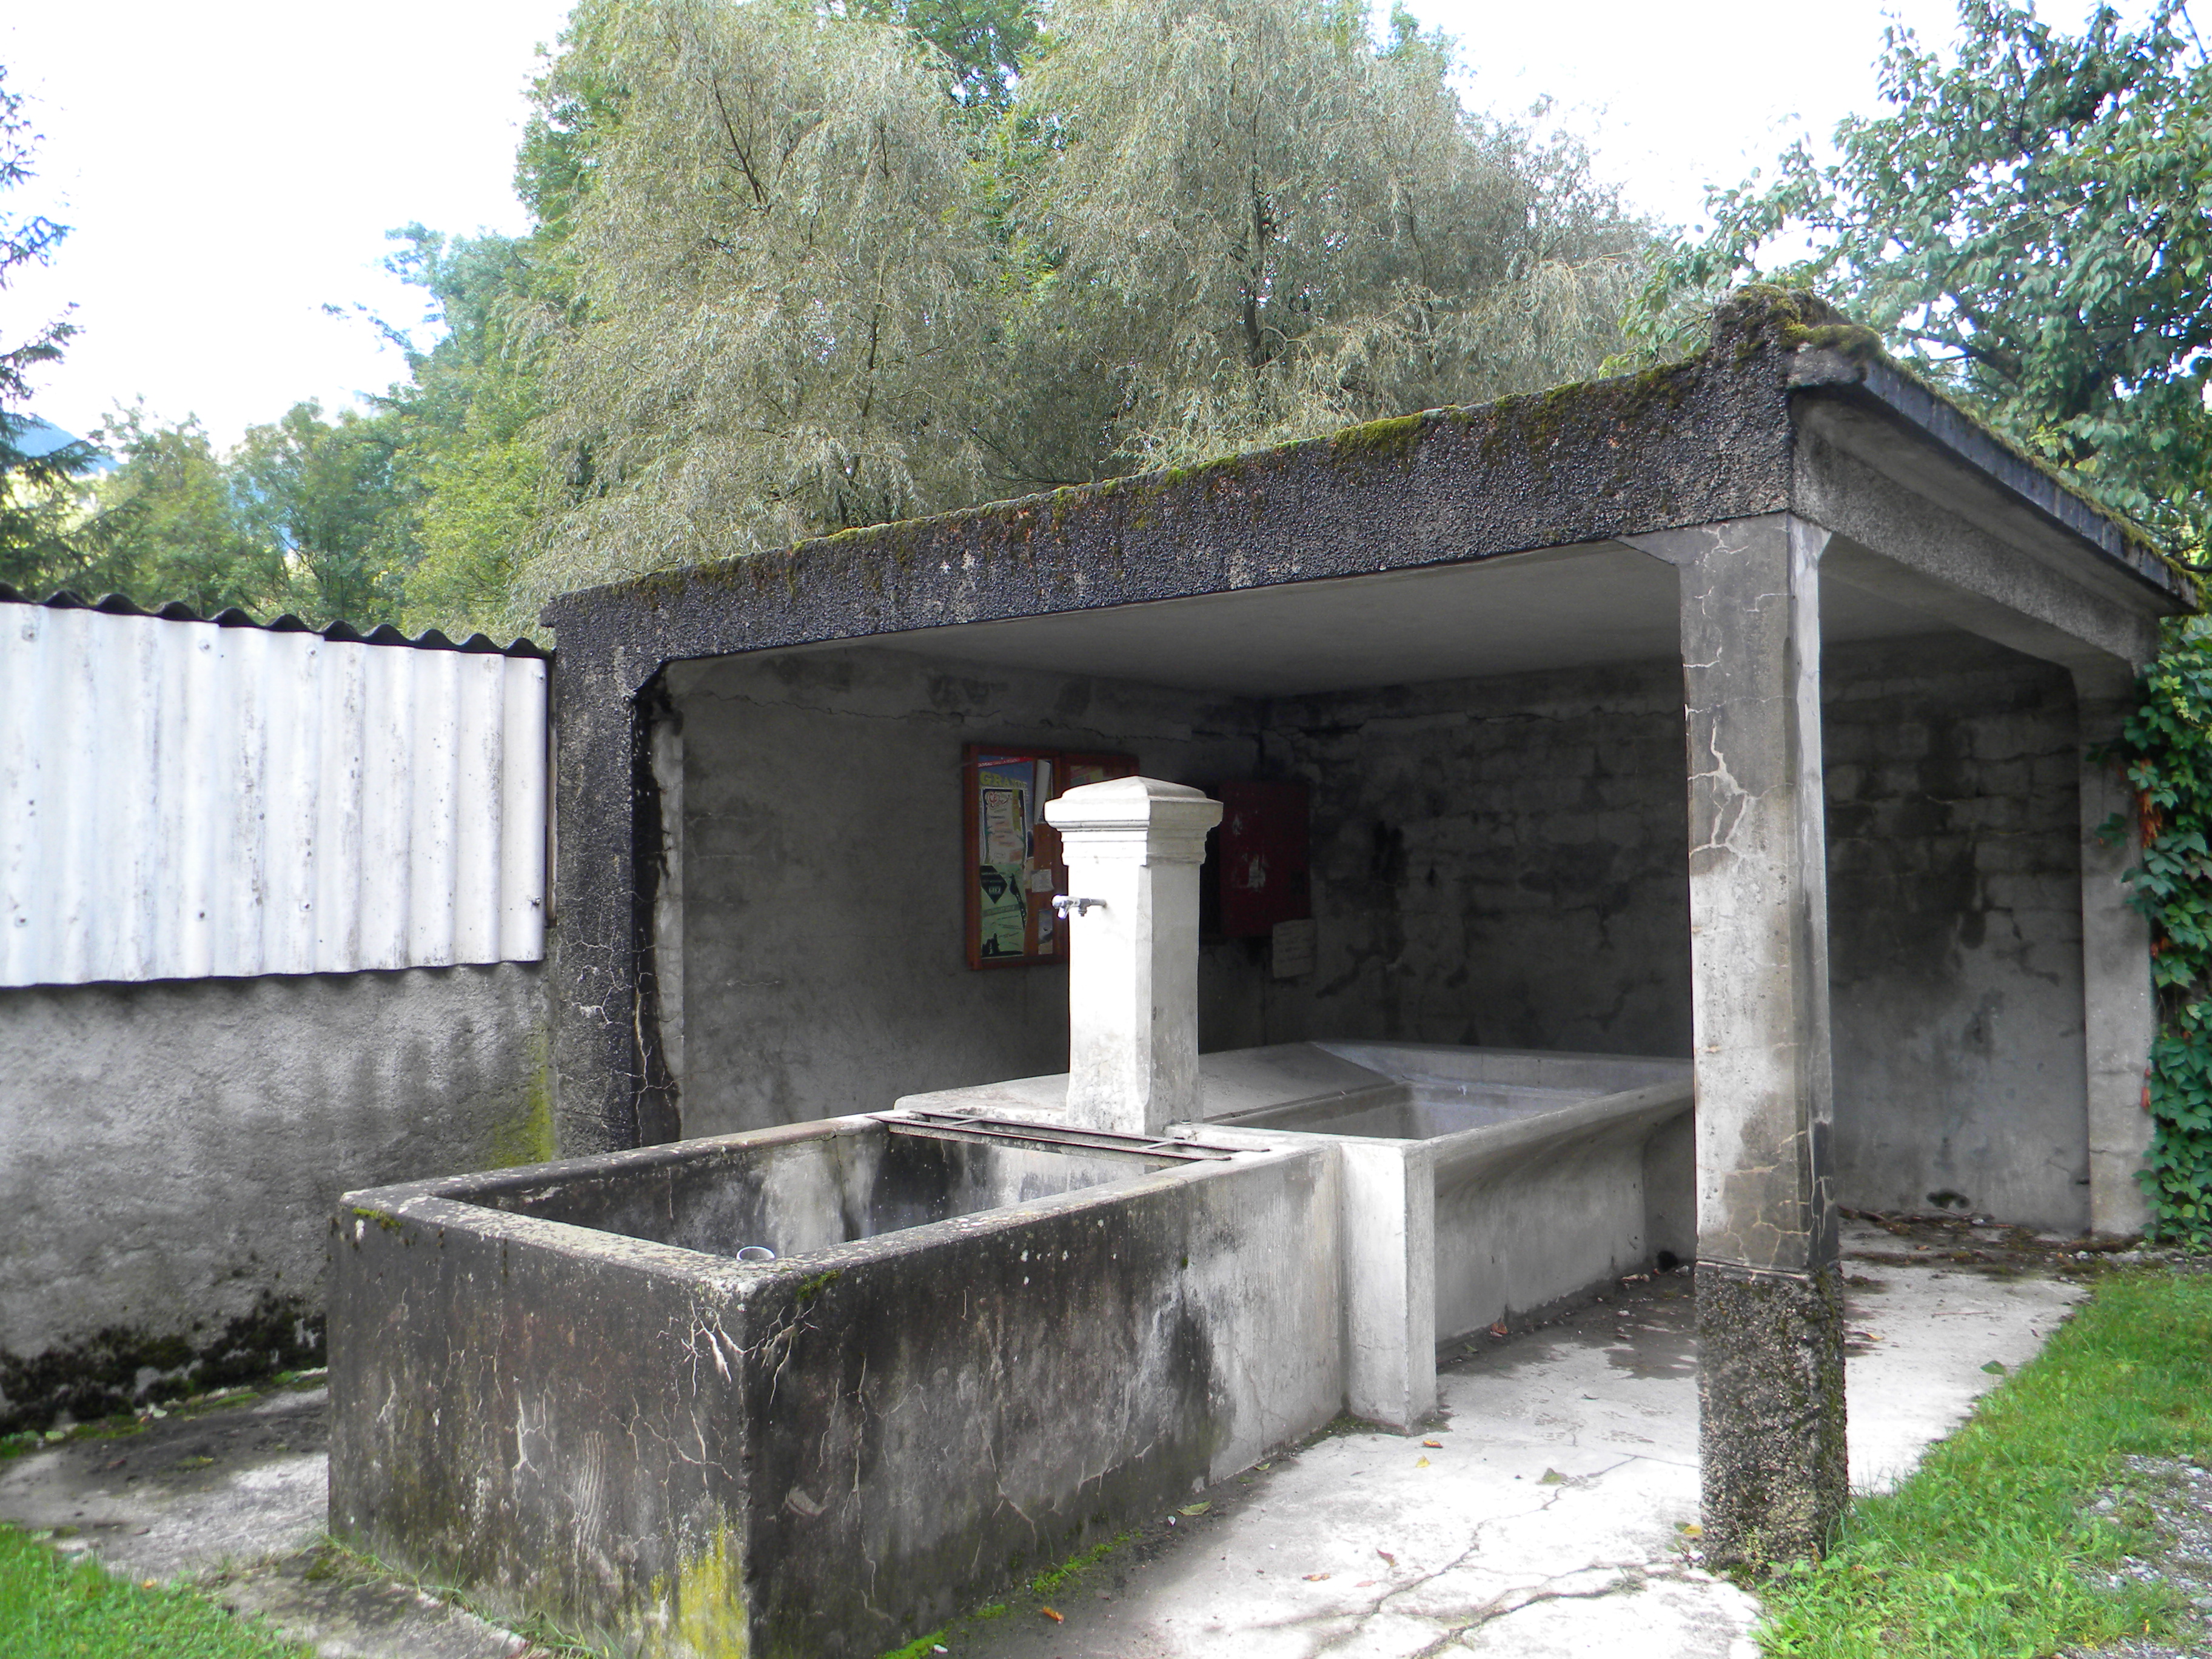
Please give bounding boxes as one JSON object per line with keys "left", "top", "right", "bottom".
{"left": 329, "top": 1110, "right": 1346, "bottom": 1657}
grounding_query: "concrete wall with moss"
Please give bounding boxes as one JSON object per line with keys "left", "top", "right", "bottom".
{"left": 1823, "top": 635, "right": 2089, "bottom": 1228}
{"left": 1259, "top": 659, "right": 1697, "bottom": 1058}
{"left": 1255, "top": 634, "right": 2093, "bottom": 1230}
{"left": 0, "top": 962, "right": 549, "bottom": 1430}
{"left": 665, "top": 646, "right": 1267, "bottom": 1135}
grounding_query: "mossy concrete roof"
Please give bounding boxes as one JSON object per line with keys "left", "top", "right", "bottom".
{"left": 542, "top": 286, "right": 2191, "bottom": 699}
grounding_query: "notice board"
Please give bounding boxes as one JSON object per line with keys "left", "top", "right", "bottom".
{"left": 964, "top": 745, "right": 1136, "bottom": 968}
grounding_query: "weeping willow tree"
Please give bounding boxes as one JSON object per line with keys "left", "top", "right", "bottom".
{"left": 996, "top": 0, "right": 1651, "bottom": 480}
{"left": 518, "top": 0, "right": 1654, "bottom": 598}
{"left": 527, "top": 0, "right": 1004, "bottom": 602}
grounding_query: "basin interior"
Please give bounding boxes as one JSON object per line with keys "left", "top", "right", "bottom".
{"left": 1221, "top": 1083, "right": 1591, "bottom": 1139}
{"left": 1211, "top": 1042, "right": 1692, "bottom": 1141}
{"left": 470, "top": 1122, "right": 1175, "bottom": 1261}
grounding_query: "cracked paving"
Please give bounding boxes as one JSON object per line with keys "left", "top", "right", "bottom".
{"left": 0, "top": 1226, "right": 2081, "bottom": 1659}
{"left": 953, "top": 1224, "right": 2081, "bottom": 1659}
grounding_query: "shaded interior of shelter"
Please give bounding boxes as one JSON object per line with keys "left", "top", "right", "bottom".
{"left": 654, "top": 534, "right": 2096, "bottom": 1230}
{"left": 468, "top": 1123, "right": 1181, "bottom": 1259}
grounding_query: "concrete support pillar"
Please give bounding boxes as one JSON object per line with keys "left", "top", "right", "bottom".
{"left": 2074, "top": 678, "right": 2156, "bottom": 1238}
{"left": 1044, "top": 778, "right": 1222, "bottom": 1136}
{"left": 1636, "top": 514, "right": 1846, "bottom": 1567}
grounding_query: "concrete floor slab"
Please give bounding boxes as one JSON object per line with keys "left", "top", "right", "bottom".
{"left": 0, "top": 1384, "right": 329, "bottom": 1583}
{"left": 953, "top": 1236, "right": 2083, "bottom": 1659}
{"left": 1839, "top": 1250, "right": 2083, "bottom": 1492}
{"left": 0, "top": 1230, "right": 2086, "bottom": 1659}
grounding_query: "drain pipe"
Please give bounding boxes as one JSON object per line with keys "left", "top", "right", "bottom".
{"left": 1044, "top": 777, "right": 1224, "bottom": 1137}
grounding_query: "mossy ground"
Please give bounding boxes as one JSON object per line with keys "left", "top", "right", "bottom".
{"left": 873, "top": 1532, "right": 1131, "bottom": 1658}
{"left": 1755, "top": 1270, "right": 2212, "bottom": 1657}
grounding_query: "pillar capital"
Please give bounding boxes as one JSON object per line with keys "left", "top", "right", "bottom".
{"left": 1042, "top": 777, "right": 1220, "bottom": 861}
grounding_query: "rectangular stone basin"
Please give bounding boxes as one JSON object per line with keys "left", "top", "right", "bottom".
{"left": 1202, "top": 1042, "right": 1695, "bottom": 1429}
{"left": 466, "top": 1119, "right": 1178, "bottom": 1254}
{"left": 329, "top": 1113, "right": 1341, "bottom": 1658}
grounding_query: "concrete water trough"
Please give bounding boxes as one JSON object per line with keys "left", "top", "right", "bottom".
{"left": 907, "top": 1039, "right": 1694, "bottom": 1430}
{"left": 328, "top": 1111, "right": 1342, "bottom": 1658}
{"left": 1201, "top": 1041, "right": 1694, "bottom": 1427}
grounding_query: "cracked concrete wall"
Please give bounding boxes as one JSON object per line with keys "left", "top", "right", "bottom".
{"left": 1247, "top": 634, "right": 2094, "bottom": 1232}
{"left": 664, "top": 646, "right": 1266, "bottom": 1136}
{"left": 1823, "top": 634, "right": 2090, "bottom": 1230}
{"left": 0, "top": 963, "right": 550, "bottom": 1427}
{"left": 1258, "top": 659, "right": 1696, "bottom": 1058}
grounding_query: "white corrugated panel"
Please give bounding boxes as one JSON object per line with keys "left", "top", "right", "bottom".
{"left": 1, "top": 603, "right": 547, "bottom": 987}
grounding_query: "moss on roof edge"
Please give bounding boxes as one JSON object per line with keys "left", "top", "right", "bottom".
{"left": 552, "top": 284, "right": 2187, "bottom": 618}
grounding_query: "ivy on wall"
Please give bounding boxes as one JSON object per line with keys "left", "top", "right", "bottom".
{"left": 2108, "top": 628, "right": 2212, "bottom": 1244}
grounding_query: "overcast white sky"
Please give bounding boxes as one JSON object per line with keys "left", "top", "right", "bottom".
{"left": 0, "top": 0, "right": 2127, "bottom": 446}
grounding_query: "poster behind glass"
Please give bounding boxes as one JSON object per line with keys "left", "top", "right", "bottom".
{"left": 964, "top": 745, "right": 1136, "bottom": 968}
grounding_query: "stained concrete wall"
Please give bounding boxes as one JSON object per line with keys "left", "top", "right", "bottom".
{"left": 0, "top": 964, "right": 549, "bottom": 1429}
{"left": 333, "top": 1125, "right": 1342, "bottom": 1656}
{"left": 663, "top": 646, "right": 1265, "bottom": 1135}
{"left": 669, "top": 630, "right": 2091, "bottom": 1227}
{"left": 1823, "top": 635, "right": 2088, "bottom": 1227}
{"left": 1259, "top": 660, "right": 1696, "bottom": 1057}
{"left": 1249, "top": 635, "right": 2090, "bottom": 1230}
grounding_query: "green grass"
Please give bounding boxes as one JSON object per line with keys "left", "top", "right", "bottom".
{"left": 0, "top": 1525, "right": 311, "bottom": 1658}
{"left": 878, "top": 1627, "right": 951, "bottom": 1659}
{"left": 1758, "top": 1270, "right": 2212, "bottom": 1658}
{"left": 873, "top": 1532, "right": 1128, "bottom": 1655}
{"left": 1026, "top": 1534, "right": 1124, "bottom": 1597}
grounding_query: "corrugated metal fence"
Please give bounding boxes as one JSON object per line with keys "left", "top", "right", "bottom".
{"left": 2, "top": 593, "right": 548, "bottom": 988}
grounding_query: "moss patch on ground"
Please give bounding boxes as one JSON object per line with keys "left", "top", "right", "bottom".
{"left": 1756, "top": 1270, "right": 2212, "bottom": 1657}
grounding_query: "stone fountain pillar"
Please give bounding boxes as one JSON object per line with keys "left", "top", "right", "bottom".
{"left": 1044, "top": 777, "right": 1223, "bottom": 1138}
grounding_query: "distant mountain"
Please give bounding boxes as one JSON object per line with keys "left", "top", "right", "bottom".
{"left": 4, "top": 415, "right": 115, "bottom": 475}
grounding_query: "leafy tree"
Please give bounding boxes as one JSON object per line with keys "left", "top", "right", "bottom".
{"left": 831, "top": 0, "right": 1037, "bottom": 110}
{"left": 80, "top": 407, "right": 283, "bottom": 614}
{"left": 1635, "top": 0, "right": 2212, "bottom": 557}
{"left": 0, "top": 61, "right": 103, "bottom": 589}
{"left": 1000, "top": 0, "right": 1648, "bottom": 479}
{"left": 526, "top": 0, "right": 1005, "bottom": 602}
{"left": 228, "top": 401, "right": 411, "bottom": 626}
{"left": 375, "top": 230, "right": 557, "bottom": 641}
{"left": 518, "top": 0, "right": 1654, "bottom": 600}
{"left": 35, "top": 402, "right": 410, "bottom": 627}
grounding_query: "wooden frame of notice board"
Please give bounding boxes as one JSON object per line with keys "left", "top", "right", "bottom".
{"left": 963, "top": 745, "right": 1137, "bottom": 968}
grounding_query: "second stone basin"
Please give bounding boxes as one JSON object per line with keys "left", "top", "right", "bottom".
{"left": 896, "top": 1040, "right": 1694, "bottom": 1431}
{"left": 1200, "top": 1041, "right": 1694, "bottom": 1428}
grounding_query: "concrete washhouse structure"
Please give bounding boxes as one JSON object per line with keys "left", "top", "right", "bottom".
{"left": 329, "top": 289, "right": 2193, "bottom": 1653}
